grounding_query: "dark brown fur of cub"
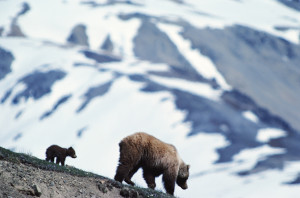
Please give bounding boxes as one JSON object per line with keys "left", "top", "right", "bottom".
{"left": 114, "top": 132, "right": 190, "bottom": 195}
{"left": 45, "top": 145, "right": 77, "bottom": 166}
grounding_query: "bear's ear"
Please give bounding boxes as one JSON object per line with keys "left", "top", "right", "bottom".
{"left": 69, "top": 147, "right": 73, "bottom": 150}
{"left": 187, "top": 165, "right": 190, "bottom": 170}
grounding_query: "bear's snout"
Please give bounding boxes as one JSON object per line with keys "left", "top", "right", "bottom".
{"left": 181, "top": 184, "right": 188, "bottom": 190}
{"left": 72, "top": 155, "right": 77, "bottom": 158}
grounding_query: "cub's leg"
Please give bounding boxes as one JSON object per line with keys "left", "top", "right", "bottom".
{"left": 56, "top": 157, "right": 60, "bottom": 165}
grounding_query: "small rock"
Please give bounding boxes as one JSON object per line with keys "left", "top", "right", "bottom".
{"left": 120, "top": 188, "right": 130, "bottom": 198}
{"left": 15, "top": 185, "right": 35, "bottom": 196}
{"left": 120, "top": 188, "right": 139, "bottom": 198}
{"left": 106, "top": 183, "right": 113, "bottom": 191}
{"left": 111, "top": 180, "right": 122, "bottom": 189}
{"left": 33, "top": 184, "right": 42, "bottom": 197}
{"left": 0, "top": 151, "right": 5, "bottom": 159}
{"left": 97, "top": 183, "right": 108, "bottom": 194}
{"left": 130, "top": 191, "right": 139, "bottom": 198}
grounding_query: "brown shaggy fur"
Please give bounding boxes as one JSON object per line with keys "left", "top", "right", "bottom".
{"left": 114, "top": 132, "right": 190, "bottom": 195}
{"left": 45, "top": 145, "right": 77, "bottom": 166}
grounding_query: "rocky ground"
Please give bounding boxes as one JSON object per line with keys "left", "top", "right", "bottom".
{"left": 0, "top": 147, "right": 174, "bottom": 198}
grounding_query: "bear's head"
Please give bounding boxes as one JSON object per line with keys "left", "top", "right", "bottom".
{"left": 67, "top": 147, "right": 77, "bottom": 158}
{"left": 177, "top": 163, "right": 190, "bottom": 190}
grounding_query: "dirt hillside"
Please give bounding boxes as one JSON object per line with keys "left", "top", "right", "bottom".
{"left": 0, "top": 147, "right": 175, "bottom": 198}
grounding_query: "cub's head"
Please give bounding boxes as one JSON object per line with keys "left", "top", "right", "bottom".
{"left": 177, "top": 163, "right": 190, "bottom": 190}
{"left": 67, "top": 147, "right": 77, "bottom": 158}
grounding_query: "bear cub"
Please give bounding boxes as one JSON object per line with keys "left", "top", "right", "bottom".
{"left": 114, "top": 132, "right": 190, "bottom": 195}
{"left": 46, "top": 145, "right": 77, "bottom": 166}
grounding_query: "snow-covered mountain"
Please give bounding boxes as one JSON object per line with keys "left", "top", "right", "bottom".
{"left": 1, "top": 0, "right": 300, "bottom": 197}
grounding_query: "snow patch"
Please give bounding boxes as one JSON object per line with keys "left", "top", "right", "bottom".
{"left": 257, "top": 128, "right": 287, "bottom": 143}
{"left": 242, "top": 110, "right": 259, "bottom": 123}
{"left": 150, "top": 75, "right": 222, "bottom": 101}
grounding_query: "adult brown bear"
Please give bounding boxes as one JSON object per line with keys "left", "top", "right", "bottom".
{"left": 45, "top": 145, "right": 77, "bottom": 166}
{"left": 114, "top": 132, "right": 190, "bottom": 195}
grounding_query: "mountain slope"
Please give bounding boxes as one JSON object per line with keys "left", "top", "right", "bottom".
{"left": 0, "top": 0, "right": 300, "bottom": 197}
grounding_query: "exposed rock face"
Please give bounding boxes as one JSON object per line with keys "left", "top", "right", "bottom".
{"left": 101, "top": 35, "right": 114, "bottom": 52}
{"left": 0, "top": 47, "right": 14, "bottom": 80}
{"left": 0, "top": 27, "right": 4, "bottom": 36}
{"left": 7, "top": 2, "right": 29, "bottom": 37}
{"left": 7, "top": 19, "right": 26, "bottom": 37}
{"left": 81, "top": 50, "right": 121, "bottom": 63}
{"left": 67, "top": 24, "right": 89, "bottom": 46}
{"left": 133, "top": 20, "right": 200, "bottom": 79}
{"left": 277, "top": 0, "right": 300, "bottom": 11}
{"left": 181, "top": 24, "right": 300, "bottom": 132}
{"left": 134, "top": 20, "right": 181, "bottom": 66}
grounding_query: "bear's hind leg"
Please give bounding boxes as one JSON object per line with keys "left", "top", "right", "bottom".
{"left": 56, "top": 157, "right": 60, "bottom": 165}
{"left": 143, "top": 169, "right": 156, "bottom": 189}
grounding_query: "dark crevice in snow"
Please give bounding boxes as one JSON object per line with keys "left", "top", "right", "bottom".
{"left": 77, "top": 81, "right": 113, "bottom": 113}
{"left": 0, "top": 47, "right": 14, "bottom": 80}
{"left": 40, "top": 94, "right": 72, "bottom": 120}
{"left": 81, "top": 0, "right": 142, "bottom": 7}
{"left": 81, "top": 50, "right": 121, "bottom": 63}
{"left": 15, "top": 110, "right": 23, "bottom": 120}
{"left": 277, "top": 0, "right": 300, "bottom": 11}
{"left": 77, "top": 126, "right": 88, "bottom": 138}
{"left": 1, "top": 88, "right": 12, "bottom": 104}
{"left": 13, "top": 133, "right": 22, "bottom": 141}
{"left": 10, "top": 70, "right": 66, "bottom": 104}
{"left": 286, "top": 173, "right": 300, "bottom": 185}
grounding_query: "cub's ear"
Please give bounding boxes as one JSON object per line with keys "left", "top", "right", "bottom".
{"left": 69, "top": 147, "right": 73, "bottom": 149}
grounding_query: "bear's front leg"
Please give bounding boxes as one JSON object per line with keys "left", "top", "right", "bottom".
{"left": 56, "top": 157, "right": 60, "bottom": 165}
{"left": 114, "top": 163, "right": 133, "bottom": 183}
{"left": 125, "top": 164, "right": 140, "bottom": 186}
{"left": 162, "top": 170, "right": 176, "bottom": 195}
{"left": 143, "top": 170, "right": 156, "bottom": 189}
